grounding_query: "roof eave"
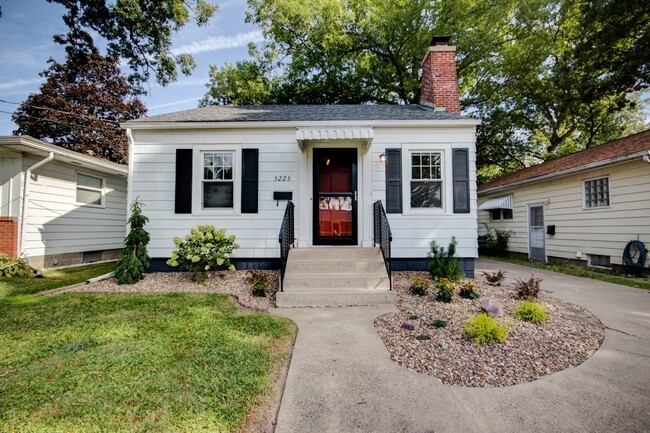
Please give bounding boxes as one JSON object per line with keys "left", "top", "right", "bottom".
{"left": 121, "top": 118, "right": 481, "bottom": 130}
{"left": 478, "top": 150, "right": 648, "bottom": 195}
{"left": 0, "top": 135, "right": 128, "bottom": 176}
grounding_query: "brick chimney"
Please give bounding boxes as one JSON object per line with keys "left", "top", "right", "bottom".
{"left": 420, "top": 36, "right": 461, "bottom": 115}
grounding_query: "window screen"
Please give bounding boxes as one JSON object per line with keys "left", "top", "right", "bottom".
{"left": 203, "top": 152, "right": 234, "bottom": 208}
{"left": 410, "top": 151, "right": 442, "bottom": 208}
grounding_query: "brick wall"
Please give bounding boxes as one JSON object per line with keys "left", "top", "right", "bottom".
{"left": 421, "top": 45, "right": 461, "bottom": 115}
{"left": 0, "top": 217, "right": 19, "bottom": 256}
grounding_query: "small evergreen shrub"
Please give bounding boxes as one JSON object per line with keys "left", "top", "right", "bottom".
{"left": 458, "top": 280, "right": 480, "bottom": 299}
{"left": 479, "top": 225, "right": 513, "bottom": 257}
{"left": 167, "top": 226, "right": 239, "bottom": 282}
{"left": 114, "top": 200, "right": 151, "bottom": 285}
{"left": 0, "top": 254, "right": 33, "bottom": 278}
{"left": 409, "top": 275, "right": 432, "bottom": 296}
{"left": 462, "top": 313, "right": 509, "bottom": 345}
{"left": 513, "top": 300, "right": 550, "bottom": 323}
{"left": 482, "top": 270, "right": 506, "bottom": 286}
{"left": 415, "top": 334, "right": 431, "bottom": 341}
{"left": 428, "top": 237, "right": 464, "bottom": 281}
{"left": 434, "top": 278, "right": 455, "bottom": 303}
{"left": 515, "top": 275, "right": 543, "bottom": 299}
{"left": 431, "top": 319, "right": 447, "bottom": 328}
{"left": 248, "top": 271, "right": 270, "bottom": 297}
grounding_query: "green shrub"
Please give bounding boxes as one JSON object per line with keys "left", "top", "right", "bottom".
{"left": 513, "top": 300, "right": 550, "bottom": 323}
{"left": 428, "top": 237, "right": 464, "bottom": 281}
{"left": 434, "top": 278, "right": 455, "bottom": 303}
{"left": 431, "top": 319, "right": 447, "bottom": 328}
{"left": 479, "top": 225, "right": 513, "bottom": 257}
{"left": 248, "top": 271, "right": 270, "bottom": 297}
{"left": 458, "top": 280, "right": 480, "bottom": 299}
{"left": 415, "top": 334, "right": 431, "bottom": 341}
{"left": 114, "top": 200, "right": 151, "bottom": 285}
{"left": 0, "top": 253, "right": 34, "bottom": 278}
{"left": 462, "top": 313, "right": 509, "bottom": 345}
{"left": 409, "top": 275, "right": 432, "bottom": 296}
{"left": 167, "top": 226, "right": 239, "bottom": 282}
{"left": 482, "top": 270, "right": 506, "bottom": 286}
{"left": 515, "top": 275, "right": 542, "bottom": 299}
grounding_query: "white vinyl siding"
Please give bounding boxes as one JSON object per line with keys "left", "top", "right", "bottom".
{"left": 21, "top": 156, "right": 127, "bottom": 258}
{"left": 129, "top": 124, "right": 478, "bottom": 261}
{"left": 478, "top": 159, "right": 650, "bottom": 267}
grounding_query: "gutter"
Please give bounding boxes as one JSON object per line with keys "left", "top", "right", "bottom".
{"left": 20, "top": 152, "right": 54, "bottom": 256}
{"left": 478, "top": 150, "right": 650, "bottom": 195}
{"left": 121, "top": 118, "right": 481, "bottom": 130}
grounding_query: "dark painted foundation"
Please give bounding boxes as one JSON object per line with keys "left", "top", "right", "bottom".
{"left": 391, "top": 258, "right": 475, "bottom": 278}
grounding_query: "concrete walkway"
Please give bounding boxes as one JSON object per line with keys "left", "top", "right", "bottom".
{"left": 274, "top": 259, "right": 650, "bottom": 433}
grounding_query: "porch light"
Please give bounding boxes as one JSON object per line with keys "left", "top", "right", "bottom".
{"left": 379, "top": 153, "right": 386, "bottom": 164}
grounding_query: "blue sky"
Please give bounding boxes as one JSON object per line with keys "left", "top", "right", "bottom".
{"left": 0, "top": 0, "right": 260, "bottom": 135}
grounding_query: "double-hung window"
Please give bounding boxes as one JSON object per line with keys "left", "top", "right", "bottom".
{"left": 584, "top": 177, "right": 609, "bottom": 208}
{"left": 410, "top": 151, "right": 443, "bottom": 208}
{"left": 202, "top": 151, "right": 234, "bottom": 208}
{"left": 76, "top": 173, "right": 104, "bottom": 206}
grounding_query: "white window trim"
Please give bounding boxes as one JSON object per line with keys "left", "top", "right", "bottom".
{"left": 582, "top": 175, "right": 610, "bottom": 210}
{"left": 75, "top": 171, "right": 105, "bottom": 208}
{"left": 401, "top": 144, "right": 450, "bottom": 215}
{"left": 192, "top": 145, "right": 242, "bottom": 215}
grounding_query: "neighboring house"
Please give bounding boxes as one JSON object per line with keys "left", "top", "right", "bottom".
{"left": 478, "top": 129, "right": 650, "bottom": 269}
{"left": 0, "top": 136, "right": 128, "bottom": 268}
{"left": 123, "top": 38, "right": 480, "bottom": 276}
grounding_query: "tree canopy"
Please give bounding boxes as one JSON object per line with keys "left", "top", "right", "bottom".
{"left": 47, "top": 0, "right": 218, "bottom": 89}
{"left": 202, "top": 0, "right": 648, "bottom": 181}
{"left": 12, "top": 51, "right": 147, "bottom": 164}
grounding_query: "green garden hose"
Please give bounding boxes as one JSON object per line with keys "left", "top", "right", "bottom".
{"left": 622, "top": 240, "right": 647, "bottom": 272}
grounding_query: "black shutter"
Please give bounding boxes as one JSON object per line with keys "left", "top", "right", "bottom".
{"left": 241, "top": 148, "right": 259, "bottom": 213}
{"left": 453, "top": 148, "right": 470, "bottom": 213}
{"left": 385, "top": 148, "right": 402, "bottom": 213}
{"left": 175, "top": 149, "right": 193, "bottom": 214}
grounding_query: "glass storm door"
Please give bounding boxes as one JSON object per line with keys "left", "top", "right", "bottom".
{"left": 529, "top": 205, "right": 546, "bottom": 262}
{"left": 313, "top": 148, "right": 357, "bottom": 245}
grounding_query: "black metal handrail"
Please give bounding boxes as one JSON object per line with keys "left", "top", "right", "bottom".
{"left": 373, "top": 200, "right": 393, "bottom": 291}
{"left": 278, "top": 201, "right": 295, "bottom": 292}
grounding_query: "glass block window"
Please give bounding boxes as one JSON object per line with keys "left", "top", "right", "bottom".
{"left": 203, "top": 152, "right": 234, "bottom": 208}
{"left": 76, "top": 173, "right": 103, "bottom": 205}
{"left": 584, "top": 177, "right": 609, "bottom": 208}
{"left": 410, "top": 151, "right": 442, "bottom": 208}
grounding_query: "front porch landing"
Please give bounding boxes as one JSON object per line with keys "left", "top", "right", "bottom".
{"left": 276, "top": 247, "right": 395, "bottom": 307}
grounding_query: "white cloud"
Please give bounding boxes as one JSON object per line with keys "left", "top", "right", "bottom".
{"left": 0, "top": 78, "right": 42, "bottom": 91}
{"left": 148, "top": 97, "right": 201, "bottom": 111}
{"left": 172, "top": 30, "right": 264, "bottom": 55}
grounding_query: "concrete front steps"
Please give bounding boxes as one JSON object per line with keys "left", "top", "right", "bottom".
{"left": 276, "top": 247, "right": 395, "bottom": 307}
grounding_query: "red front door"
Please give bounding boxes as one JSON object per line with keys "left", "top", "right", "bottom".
{"left": 313, "top": 148, "right": 357, "bottom": 245}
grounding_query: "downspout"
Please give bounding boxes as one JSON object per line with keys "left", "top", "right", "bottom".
{"left": 20, "top": 152, "right": 54, "bottom": 256}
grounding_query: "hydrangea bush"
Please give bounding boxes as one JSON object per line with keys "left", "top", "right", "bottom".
{"left": 167, "top": 226, "right": 239, "bottom": 282}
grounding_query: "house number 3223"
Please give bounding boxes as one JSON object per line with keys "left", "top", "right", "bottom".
{"left": 274, "top": 176, "right": 291, "bottom": 181}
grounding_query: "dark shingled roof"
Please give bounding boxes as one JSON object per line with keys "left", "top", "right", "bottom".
{"left": 132, "top": 104, "right": 466, "bottom": 123}
{"left": 479, "top": 129, "right": 650, "bottom": 192}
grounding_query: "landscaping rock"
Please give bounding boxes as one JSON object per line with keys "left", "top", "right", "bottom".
{"left": 481, "top": 299, "right": 503, "bottom": 317}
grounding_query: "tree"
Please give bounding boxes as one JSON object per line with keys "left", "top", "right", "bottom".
{"left": 203, "top": 0, "right": 648, "bottom": 179}
{"left": 12, "top": 50, "right": 147, "bottom": 164}
{"left": 114, "top": 200, "right": 151, "bottom": 285}
{"left": 44, "top": 0, "right": 218, "bottom": 88}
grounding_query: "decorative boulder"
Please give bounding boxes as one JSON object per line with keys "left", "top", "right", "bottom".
{"left": 481, "top": 299, "right": 503, "bottom": 317}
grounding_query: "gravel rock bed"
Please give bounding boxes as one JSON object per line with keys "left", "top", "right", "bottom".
{"left": 374, "top": 271, "right": 605, "bottom": 387}
{"left": 49, "top": 270, "right": 279, "bottom": 312}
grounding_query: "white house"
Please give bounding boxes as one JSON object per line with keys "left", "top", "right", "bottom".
{"left": 0, "top": 136, "right": 128, "bottom": 268}
{"left": 478, "top": 129, "right": 650, "bottom": 270}
{"left": 123, "top": 38, "right": 480, "bottom": 278}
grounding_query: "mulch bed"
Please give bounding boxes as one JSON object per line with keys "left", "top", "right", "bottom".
{"left": 374, "top": 271, "right": 605, "bottom": 387}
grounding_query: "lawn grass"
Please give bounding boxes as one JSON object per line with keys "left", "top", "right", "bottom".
{"left": 0, "top": 292, "right": 296, "bottom": 432}
{"left": 485, "top": 256, "right": 650, "bottom": 290}
{"left": 1, "top": 262, "right": 297, "bottom": 431}
{"left": 0, "top": 261, "right": 117, "bottom": 297}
